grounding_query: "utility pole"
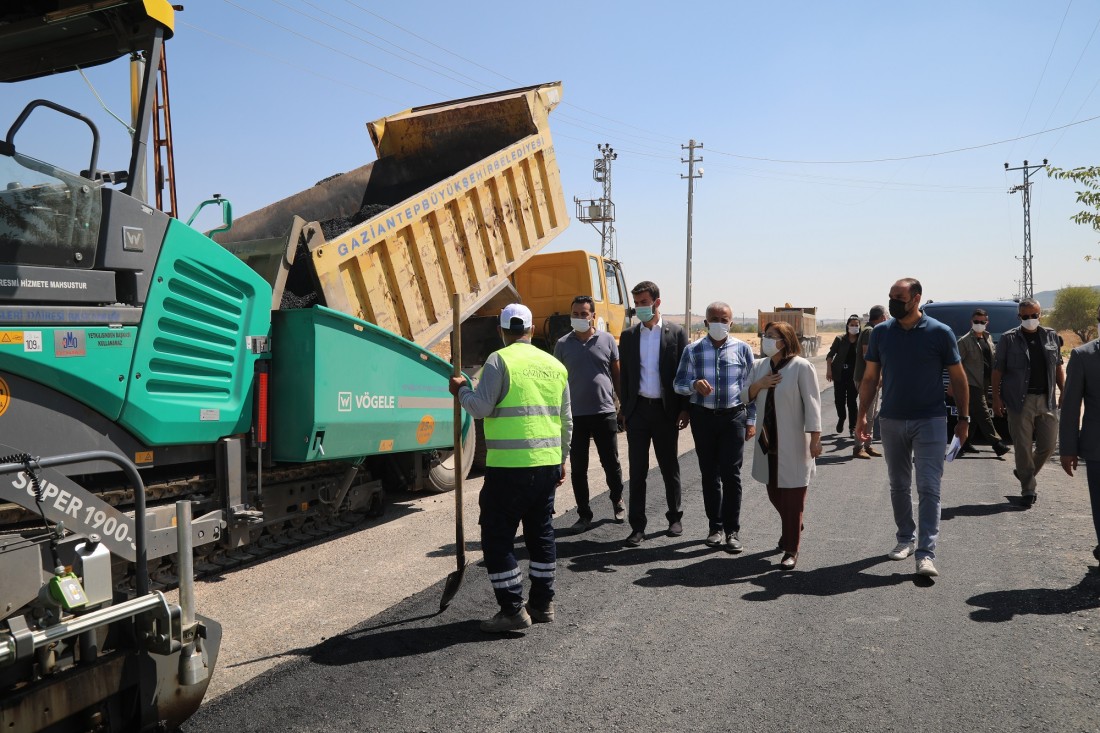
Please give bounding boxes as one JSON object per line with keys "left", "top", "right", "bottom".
{"left": 574, "top": 144, "right": 618, "bottom": 260}
{"left": 1005, "top": 159, "right": 1047, "bottom": 300}
{"left": 682, "top": 139, "right": 703, "bottom": 331}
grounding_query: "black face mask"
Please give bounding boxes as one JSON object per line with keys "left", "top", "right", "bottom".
{"left": 888, "top": 298, "right": 910, "bottom": 319}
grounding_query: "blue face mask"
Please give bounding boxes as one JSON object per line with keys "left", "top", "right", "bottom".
{"left": 635, "top": 305, "right": 654, "bottom": 322}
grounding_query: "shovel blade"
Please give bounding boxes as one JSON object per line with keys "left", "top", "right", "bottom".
{"left": 438, "top": 562, "right": 468, "bottom": 611}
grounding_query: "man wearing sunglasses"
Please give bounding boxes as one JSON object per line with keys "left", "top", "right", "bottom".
{"left": 992, "top": 298, "right": 1065, "bottom": 507}
{"left": 956, "top": 308, "right": 1010, "bottom": 457}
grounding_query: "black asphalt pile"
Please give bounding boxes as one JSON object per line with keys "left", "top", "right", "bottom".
{"left": 319, "top": 202, "right": 390, "bottom": 242}
{"left": 278, "top": 201, "right": 392, "bottom": 310}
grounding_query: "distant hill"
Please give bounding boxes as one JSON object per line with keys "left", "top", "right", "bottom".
{"left": 1034, "top": 285, "right": 1100, "bottom": 309}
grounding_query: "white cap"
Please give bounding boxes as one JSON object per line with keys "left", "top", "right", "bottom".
{"left": 500, "top": 303, "right": 533, "bottom": 331}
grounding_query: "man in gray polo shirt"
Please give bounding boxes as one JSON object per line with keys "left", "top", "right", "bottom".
{"left": 554, "top": 295, "right": 625, "bottom": 531}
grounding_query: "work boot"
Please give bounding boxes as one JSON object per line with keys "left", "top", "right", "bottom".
{"left": 525, "top": 601, "right": 555, "bottom": 624}
{"left": 480, "top": 608, "right": 532, "bottom": 633}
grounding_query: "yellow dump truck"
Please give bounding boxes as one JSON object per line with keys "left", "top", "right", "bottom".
{"left": 217, "top": 82, "right": 568, "bottom": 349}
{"left": 510, "top": 249, "right": 630, "bottom": 350}
{"left": 215, "top": 82, "right": 570, "bottom": 488}
{"left": 758, "top": 306, "right": 821, "bottom": 356}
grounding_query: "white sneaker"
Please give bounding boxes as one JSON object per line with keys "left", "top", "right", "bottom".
{"left": 888, "top": 541, "right": 916, "bottom": 560}
{"left": 915, "top": 557, "right": 939, "bottom": 577}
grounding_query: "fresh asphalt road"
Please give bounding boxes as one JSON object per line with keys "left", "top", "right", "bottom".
{"left": 183, "top": 390, "right": 1100, "bottom": 733}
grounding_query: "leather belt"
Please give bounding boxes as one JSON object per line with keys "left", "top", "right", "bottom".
{"left": 693, "top": 403, "right": 746, "bottom": 415}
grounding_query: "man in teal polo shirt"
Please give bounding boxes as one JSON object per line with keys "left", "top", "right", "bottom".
{"left": 450, "top": 303, "right": 572, "bottom": 632}
{"left": 855, "top": 278, "right": 970, "bottom": 578}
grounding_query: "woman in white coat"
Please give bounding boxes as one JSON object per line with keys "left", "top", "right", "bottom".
{"left": 743, "top": 321, "right": 822, "bottom": 569}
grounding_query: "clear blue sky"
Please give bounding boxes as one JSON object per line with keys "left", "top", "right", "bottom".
{"left": 4, "top": 1, "right": 1099, "bottom": 322}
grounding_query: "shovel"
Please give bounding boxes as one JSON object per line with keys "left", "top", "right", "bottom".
{"left": 440, "top": 293, "right": 467, "bottom": 611}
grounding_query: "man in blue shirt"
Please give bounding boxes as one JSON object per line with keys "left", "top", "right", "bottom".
{"left": 674, "top": 301, "right": 757, "bottom": 552}
{"left": 855, "top": 278, "right": 970, "bottom": 578}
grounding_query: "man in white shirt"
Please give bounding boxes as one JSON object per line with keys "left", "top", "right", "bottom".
{"left": 617, "top": 281, "right": 690, "bottom": 546}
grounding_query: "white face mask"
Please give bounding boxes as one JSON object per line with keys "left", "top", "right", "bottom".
{"left": 972, "top": 323, "right": 987, "bottom": 334}
{"left": 707, "top": 321, "right": 730, "bottom": 341}
{"left": 847, "top": 326, "right": 860, "bottom": 335}
{"left": 1021, "top": 318, "right": 1040, "bottom": 331}
{"left": 762, "top": 337, "right": 781, "bottom": 357}
{"left": 571, "top": 317, "right": 591, "bottom": 332}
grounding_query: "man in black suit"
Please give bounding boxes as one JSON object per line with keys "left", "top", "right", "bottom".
{"left": 618, "top": 280, "right": 690, "bottom": 546}
{"left": 1060, "top": 303, "right": 1100, "bottom": 566}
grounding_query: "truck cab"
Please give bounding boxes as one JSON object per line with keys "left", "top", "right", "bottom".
{"left": 511, "top": 249, "right": 629, "bottom": 350}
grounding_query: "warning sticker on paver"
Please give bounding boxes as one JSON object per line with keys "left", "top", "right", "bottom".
{"left": 416, "top": 415, "right": 435, "bottom": 444}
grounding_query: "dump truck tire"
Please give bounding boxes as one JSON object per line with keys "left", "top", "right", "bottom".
{"left": 427, "top": 426, "right": 477, "bottom": 492}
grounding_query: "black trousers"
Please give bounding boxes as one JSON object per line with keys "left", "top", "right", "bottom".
{"left": 833, "top": 365, "right": 858, "bottom": 426}
{"left": 689, "top": 404, "right": 747, "bottom": 534}
{"left": 570, "top": 412, "right": 624, "bottom": 519}
{"left": 626, "top": 398, "right": 683, "bottom": 532}
{"left": 479, "top": 465, "right": 559, "bottom": 613}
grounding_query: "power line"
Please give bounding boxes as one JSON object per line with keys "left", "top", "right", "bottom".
{"left": 1026, "top": 9, "right": 1100, "bottom": 159}
{"left": 1009, "top": 0, "right": 1073, "bottom": 161}
{"left": 339, "top": 0, "right": 519, "bottom": 86}
{"left": 179, "top": 20, "right": 403, "bottom": 104}
{"left": 703, "top": 113, "right": 1100, "bottom": 165}
{"left": 220, "top": 0, "right": 446, "bottom": 96}
{"left": 1048, "top": 73, "right": 1100, "bottom": 154}
{"left": 286, "top": 0, "right": 491, "bottom": 92}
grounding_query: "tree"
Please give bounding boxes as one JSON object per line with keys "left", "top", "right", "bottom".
{"left": 1049, "top": 285, "right": 1100, "bottom": 343}
{"left": 1047, "top": 165, "right": 1100, "bottom": 261}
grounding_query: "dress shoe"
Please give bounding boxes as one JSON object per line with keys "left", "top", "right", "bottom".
{"left": 961, "top": 443, "right": 979, "bottom": 454}
{"left": 865, "top": 445, "right": 882, "bottom": 457}
{"left": 571, "top": 515, "right": 592, "bottom": 533}
{"left": 613, "top": 501, "right": 626, "bottom": 523}
{"left": 853, "top": 447, "right": 870, "bottom": 459}
{"left": 725, "top": 532, "right": 743, "bottom": 554}
{"left": 1022, "top": 494, "right": 1037, "bottom": 507}
{"left": 667, "top": 520, "right": 683, "bottom": 537}
{"left": 625, "top": 531, "right": 644, "bottom": 547}
{"left": 780, "top": 552, "right": 797, "bottom": 569}
{"left": 704, "top": 531, "right": 723, "bottom": 547}
{"left": 836, "top": 418, "right": 845, "bottom": 433}
{"left": 1093, "top": 545, "right": 1100, "bottom": 563}
{"left": 993, "top": 441, "right": 1010, "bottom": 457}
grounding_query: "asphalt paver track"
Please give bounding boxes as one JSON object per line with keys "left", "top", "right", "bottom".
{"left": 184, "top": 418, "right": 1100, "bottom": 733}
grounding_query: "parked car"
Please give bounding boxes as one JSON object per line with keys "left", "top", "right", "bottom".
{"left": 922, "top": 300, "right": 1019, "bottom": 441}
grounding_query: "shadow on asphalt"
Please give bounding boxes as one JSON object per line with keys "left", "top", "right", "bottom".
{"left": 966, "top": 569, "right": 1100, "bottom": 622}
{"left": 307, "top": 615, "right": 510, "bottom": 665}
{"left": 558, "top": 536, "right": 720, "bottom": 573}
{"left": 816, "top": 434, "right": 856, "bottom": 466}
{"left": 941, "top": 498, "right": 1027, "bottom": 521}
{"left": 621, "top": 552, "right": 921, "bottom": 598}
{"left": 427, "top": 540, "right": 484, "bottom": 557}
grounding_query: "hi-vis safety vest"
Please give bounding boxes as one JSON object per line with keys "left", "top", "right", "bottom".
{"left": 484, "top": 343, "right": 568, "bottom": 468}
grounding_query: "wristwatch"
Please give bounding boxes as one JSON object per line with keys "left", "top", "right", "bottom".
{"left": 958, "top": 415, "right": 971, "bottom": 422}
